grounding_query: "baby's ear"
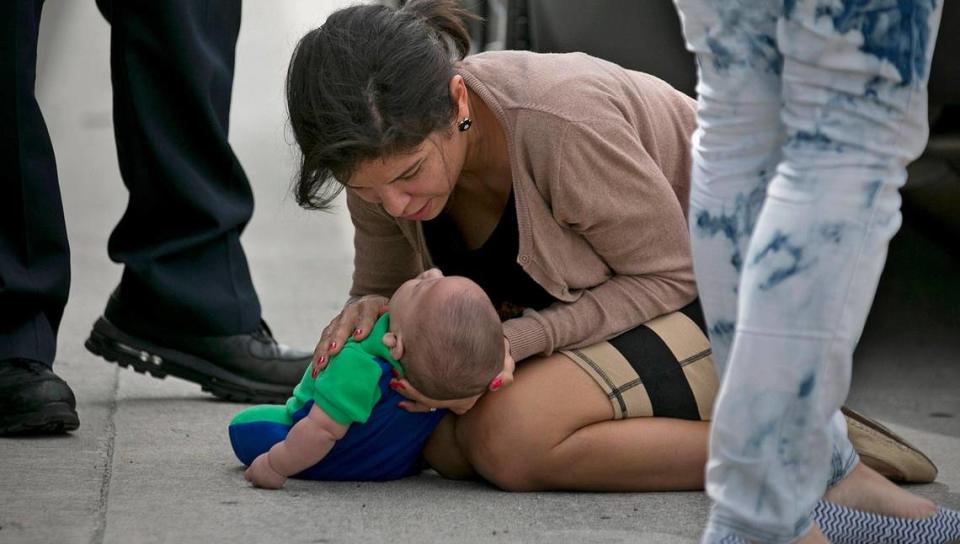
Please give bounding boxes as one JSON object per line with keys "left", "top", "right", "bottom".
{"left": 382, "top": 332, "right": 405, "bottom": 360}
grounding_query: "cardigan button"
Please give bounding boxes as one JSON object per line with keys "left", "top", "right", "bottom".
{"left": 518, "top": 255, "right": 530, "bottom": 264}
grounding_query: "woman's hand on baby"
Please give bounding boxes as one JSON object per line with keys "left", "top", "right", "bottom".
{"left": 245, "top": 453, "right": 288, "bottom": 490}
{"left": 313, "top": 295, "right": 389, "bottom": 370}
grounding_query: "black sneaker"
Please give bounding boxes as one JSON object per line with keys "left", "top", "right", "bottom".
{"left": 0, "top": 359, "right": 80, "bottom": 436}
{"left": 85, "top": 317, "right": 310, "bottom": 403}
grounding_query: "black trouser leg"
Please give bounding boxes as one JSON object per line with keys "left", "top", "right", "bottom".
{"left": 0, "top": 0, "right": 69, "bottom": 368}
{"left": 96, "top": 0, "right": 261, "bottom": 337}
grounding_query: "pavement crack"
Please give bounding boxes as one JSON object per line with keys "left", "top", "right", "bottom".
{"left": 90, "top": 366, "right": 120, "bottom": 544}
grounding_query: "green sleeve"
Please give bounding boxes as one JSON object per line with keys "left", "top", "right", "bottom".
{"left": 313, "top": 345, "right": 384, "bottom": 425}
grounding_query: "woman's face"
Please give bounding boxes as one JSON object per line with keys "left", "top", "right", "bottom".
{"left": 345, "top": 129, "right": 466, "bottom": 221}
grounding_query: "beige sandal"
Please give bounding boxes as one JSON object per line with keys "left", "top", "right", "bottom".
{"left": 843, "top": 406, "right": 938, "bottom": 483}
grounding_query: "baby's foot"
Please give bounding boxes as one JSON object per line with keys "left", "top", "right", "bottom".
{"left": 824, "top": 461, "right": 937, "bottom": 519}
{"left": 814, "top": 501, "right": 960, "bottom": 544}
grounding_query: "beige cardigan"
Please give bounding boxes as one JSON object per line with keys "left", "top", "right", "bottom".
{"left": 348, "top": 50, "right": 698, "bottom": 362}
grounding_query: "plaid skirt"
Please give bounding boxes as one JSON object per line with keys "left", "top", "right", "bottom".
{"left": 560, "top": 300, "right": 718, "bottom": 421}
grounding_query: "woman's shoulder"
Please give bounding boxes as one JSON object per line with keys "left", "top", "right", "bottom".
{"left": 460, "top": 50, "right": 688, "bottom": 125}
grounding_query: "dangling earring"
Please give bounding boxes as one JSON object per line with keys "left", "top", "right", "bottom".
{"left": 457, "top": 117, "right": 473, "bottom": 132}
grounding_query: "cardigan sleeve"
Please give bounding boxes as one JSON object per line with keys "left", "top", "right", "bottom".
{"left": 503, "top": 116, "right": 697, "bottom": 361}
{"left": 347, "top": 191, "right": 421, "bottom": 300}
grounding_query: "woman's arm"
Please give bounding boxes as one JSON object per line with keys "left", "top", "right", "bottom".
{"left": 504, "top": 115, "right": 697, "bottom": 361}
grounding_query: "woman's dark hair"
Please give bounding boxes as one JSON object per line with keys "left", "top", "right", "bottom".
{"left": 286, "top": 0, "right": 477, "bottom": 210}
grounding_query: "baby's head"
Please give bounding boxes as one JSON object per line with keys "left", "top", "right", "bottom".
{"left": 388, "top": 269, "right": 504, "bottom": 413}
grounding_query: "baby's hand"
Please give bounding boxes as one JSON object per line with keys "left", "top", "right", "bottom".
{"left": 244, "top": 453, "right": 287, "bottom": 490}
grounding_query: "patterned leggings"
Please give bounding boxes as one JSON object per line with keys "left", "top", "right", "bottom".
{"left": 673, "top": 1, "right": 943, "bottom": 541}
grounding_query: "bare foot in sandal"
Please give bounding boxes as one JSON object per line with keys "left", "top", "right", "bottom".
{"left": 825, "top": 461, "right": 937, "bottom": 519}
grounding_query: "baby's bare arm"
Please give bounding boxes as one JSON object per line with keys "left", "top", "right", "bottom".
{"left": 270, "top": 404, "right": 349, "bottom": 474}
{"left": 245, "top": 405, "right": 349, "bottom": 489}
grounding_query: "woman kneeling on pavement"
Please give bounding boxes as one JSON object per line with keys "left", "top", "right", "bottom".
{"left": 288, "top": 0, "right": 935, "bottom": 503}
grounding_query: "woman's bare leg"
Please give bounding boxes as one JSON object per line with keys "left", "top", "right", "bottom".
{"left": 422, "top": 414, "right": 477, "bottom": 480}
{"left": 455, "top": 352, "right": 708, "bottom": 491}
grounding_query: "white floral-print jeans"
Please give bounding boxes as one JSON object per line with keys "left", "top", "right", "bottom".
{"left": 672, "top": 0, "right": 943, "bottom": 542}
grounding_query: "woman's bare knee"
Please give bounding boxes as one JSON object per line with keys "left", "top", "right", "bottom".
{"left": 455, "top": 352, "right": 617, "bottom": 491}
{"left": 456, "top": 386, "right": 549, "bottom": 491}
{"left": 463, "top": 430, "right": 541, "bottom": 491}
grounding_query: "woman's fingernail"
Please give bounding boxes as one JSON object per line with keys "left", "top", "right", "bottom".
{"left": 389, "top": 380, "right": 405, "bottom": 390}
{"left": 490, "top": 377, "right": 503, "bottom": 391}
{"left": 328, "top": 341, "right": 337, "bottom": 350}
{"left": 397, "top": 402, "right": 406, "bottom": 409}
{"left": 354, "top": 328, "right": 363, "bottom": 337}
{"left": 319, "top": 355, "right": 327, "bottom": 365}
{"left": 391, "top": 368, "right": 399, "bottom": 378}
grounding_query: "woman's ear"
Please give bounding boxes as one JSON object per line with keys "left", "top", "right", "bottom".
{"left": 448, "top": 75, "right": 470, "bottom": 124}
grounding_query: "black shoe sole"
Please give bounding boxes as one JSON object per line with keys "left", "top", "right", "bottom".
{"left": 85, "top": 318, "right": 293, "bottom": 404}
{"left": 0, "top": 402, "right": 79, "bottom": 436}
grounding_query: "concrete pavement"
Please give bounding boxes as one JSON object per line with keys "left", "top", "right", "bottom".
{"left": 1, "top": 2, "right": 958, "bottom": 543}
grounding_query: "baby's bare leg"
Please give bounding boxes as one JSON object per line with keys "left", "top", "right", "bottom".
{"left": 455, "top": 352, "right": 709, "bottom": 492}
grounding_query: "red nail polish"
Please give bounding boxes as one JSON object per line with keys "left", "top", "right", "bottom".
{"left": 328, "top": 341, "right": 337, "bottom": 350}
{"left": 354, "top": 328, "right": 363, "bottom": 337}
{"left": 391, "top": 368, "right": 399, "bottom": 378}
{"left": 490, "top": 377, "right": 503, "bottom": 391}
{"left": 389, "top": 382, "right": 399, "bottom": 390}
{"left": 311, "top": 362, "right": 321, "bottom": 379}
